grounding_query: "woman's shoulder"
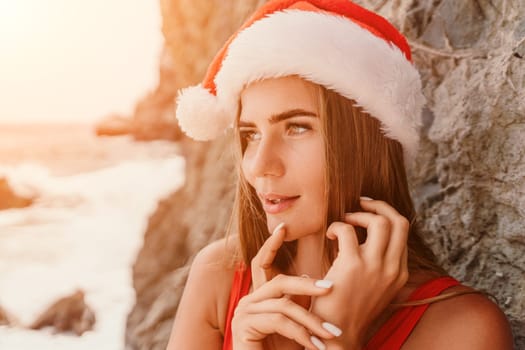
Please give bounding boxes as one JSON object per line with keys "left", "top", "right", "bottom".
{"left": 403, "top": 281, "right": 514, "bottom": 349}
{"left": 188, "top": 236, "right": 242, "bottom": 332}
{"left": 189, "top": 236, "right": 241, "bottom": 294}
{"left": 167, "top": 237, "right": 242, "bottom": 348}
{"left": 192, "top": 236, "right": 240, "bottom": 269}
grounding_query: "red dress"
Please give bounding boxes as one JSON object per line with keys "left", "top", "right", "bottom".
{"left": 222, "top": 266, "right": 460, "bottom": 350}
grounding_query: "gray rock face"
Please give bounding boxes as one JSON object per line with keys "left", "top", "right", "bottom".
{"left": 126, "top": 0, "right": 525, "bottom": 348}
{"left": 386, "top": 0, "right": 525, "bottom": 346}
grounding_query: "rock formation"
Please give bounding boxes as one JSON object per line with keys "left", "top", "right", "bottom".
{"left": 95, "top": 45, "right": 183, "bottom": 141}
{"left": 94, "top": 114, "right": 134, "bottom": 137}
{"left": 401, "top": 0, "right": 525, "bottom": 345}
{"left": 0, "top": 306, "right": 10, "bottom": 326}
{"left": 0, "top": 304, "right": 19, "bottom": 327}
{"left": 0, "top": 177, "right": 33, "bottom": 210}
{"left": 30, "top": 289, "right": 96, "bottom": 336}
{"left": 126, "top": 1, "right": 525, "bottom": 348}
{"left": 128, "top": 46, "right": 184, "bottom": 142}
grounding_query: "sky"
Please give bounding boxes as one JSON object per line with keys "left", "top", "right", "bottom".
{"left": 0, "top": 0, "right": 163, "bottom": 124}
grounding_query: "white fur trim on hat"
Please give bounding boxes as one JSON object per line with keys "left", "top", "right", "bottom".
{"left": 176, "top": 9, "right": 425, "bottom": 162}
{"left": 176, "top": 84, "right": 230, "bottom": 141}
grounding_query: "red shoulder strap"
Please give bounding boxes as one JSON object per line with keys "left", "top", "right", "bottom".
{"left": 364, "top": 276, "right": 460, "bottom": 350}
{"left": 222, "top": 264, "right": 252, "bottom": 350}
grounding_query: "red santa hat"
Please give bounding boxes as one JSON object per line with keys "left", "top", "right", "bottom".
{"left": 175, "top": 0, "right": 425, "bottom": 162}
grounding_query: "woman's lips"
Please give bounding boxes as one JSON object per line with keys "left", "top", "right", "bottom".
{"left": 261, "top": 195, "right": 300, "bottom": 214}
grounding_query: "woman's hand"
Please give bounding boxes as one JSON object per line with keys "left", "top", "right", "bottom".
{"left": 232, "top": 224, "right": 340, "bottom": 350}
{"left": 310, "top": 197, "right": 410, "bottom": 349}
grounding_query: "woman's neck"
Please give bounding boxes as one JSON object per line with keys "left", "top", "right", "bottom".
{"left": 287, "top": 232, "right": 327, "bottom": 279}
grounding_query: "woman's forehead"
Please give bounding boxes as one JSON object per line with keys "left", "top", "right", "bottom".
{"left": 239, "top": 76, "right": 319, "bottom": 122}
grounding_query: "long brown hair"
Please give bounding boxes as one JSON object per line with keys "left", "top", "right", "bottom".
{"left": 229, "top": 80, "right": 446, "bottom": 277}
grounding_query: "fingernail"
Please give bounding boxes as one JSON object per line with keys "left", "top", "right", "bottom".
{"left": 322, "top": 322, "right": 342, "bottom": 337}
{"left": 272, "top": 222, "right": 285, "bottom": 235}
{"left": 310, "top": 335, "right": 326, "bottom": 350}
{"left": 360, "top": 196, "right": 373, "bottom": 201}
{"left": 314, "top": 280, "right": 333, "bottom": 289}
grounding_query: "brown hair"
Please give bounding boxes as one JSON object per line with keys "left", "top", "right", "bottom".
{"left": 228, "top": 81, "right": 446, "bottom": 278}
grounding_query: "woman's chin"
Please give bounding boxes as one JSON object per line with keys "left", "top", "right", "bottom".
{"left": 267, "top": 221, "right": 322, "bottom": 242}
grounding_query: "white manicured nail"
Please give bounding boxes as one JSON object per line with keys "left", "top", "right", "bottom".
{"left": 322, "top": 322, "right": 342, "bottom": 337}
{"left": 272, "top": 222, "right": 285, "bottom": 235}
{"left": 314, "top": 280, "right": 333, "bottom": 289}
{"left": 310, "top": 335, "right": 326, "bottom": 350}
{"left": 360, "top": 196, "right": 373, "bottom": 201}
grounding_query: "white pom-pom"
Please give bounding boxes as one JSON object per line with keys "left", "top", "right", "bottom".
{"left": 175, "top": 85, "right": 231, "bottom": 141}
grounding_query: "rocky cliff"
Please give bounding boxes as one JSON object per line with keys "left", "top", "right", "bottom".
{"left": 399, "top": 0, "right": 525, "bottom": 345}
{"left": 126, "top": 1, "right": 525, "bottom": 349}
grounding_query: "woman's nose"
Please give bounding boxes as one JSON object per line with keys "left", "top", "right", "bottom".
{"left": 247, "top": 136, "right": 285, "bottom": 178}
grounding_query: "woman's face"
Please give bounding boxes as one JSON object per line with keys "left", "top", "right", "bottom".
{"left": 239, "top": 76, "right": 326, "bottom": 241}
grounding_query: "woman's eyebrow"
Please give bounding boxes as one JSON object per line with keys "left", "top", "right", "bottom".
{"left": 238, "top": 109, "right": 317, "bottom": 127}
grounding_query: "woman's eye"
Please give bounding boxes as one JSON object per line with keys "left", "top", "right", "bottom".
{"left": 287, "top": 123, "right": 310, "bottom": 135}
{"left": 239, "top": 129, "right": 261, "bottom": 142}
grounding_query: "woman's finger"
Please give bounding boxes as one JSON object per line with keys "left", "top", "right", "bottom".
{"left": 344, "top": 212, "right": 390, "bottom": 258}
{"left": 260, "top": 223, "right": 286, "bottom": 270}
{"left": 240, "top": 313, "right": 326, "bottom": 350}
{"left": 325, "top": 222, "right": 360, "bottom": 259}
{"left": 352, "top": 198, "right": 410, "bottom": 260}
{"left": 358, "top": 197, "right": 400, "bottom": 218}
{"left": 247, "top": 275, "right": 333, "bottom": 303}
{"left": 245, "top": 298, "right": 338, "bottom": 340}
{"left": 251, "top": 222, "right": 286, "bottom": 289}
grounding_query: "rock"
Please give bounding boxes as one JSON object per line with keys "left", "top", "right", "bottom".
{"left": 0, "top": 177, "right": 33, "bottom": 210}
{"left": 30, "top": 289, "right": 96, "bottom": 336}
{"left": 94, "top": 49, "right": 183, "bottom": 141}
{"left": 94, "top": 114, "right": 134, "bottom": 137}
{"left": 129, "top": 47, "right": 184, "bottom": 142}
{"left": 126, "top": 0, "right": 525, "bottom": 349}
{"left": 0, "top": 305, "right": 19, "bottom": 327}
{"left": 0, "top": 306, "right": 10, "bottom": 326}
{"left": 399, "top": 0, "right": 525, "bottom": 347}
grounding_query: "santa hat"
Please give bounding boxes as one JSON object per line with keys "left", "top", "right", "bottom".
{"left": 175, "top": 0, "right": 425, "bottom": 162}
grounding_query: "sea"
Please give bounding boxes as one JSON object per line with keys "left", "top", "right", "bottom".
{"left": 0, "top": 123, "right": 185, "bottom": 350}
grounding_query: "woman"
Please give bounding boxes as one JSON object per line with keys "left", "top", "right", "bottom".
{"left": 167, "top": 1, "right": 514, "bottom": 349}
